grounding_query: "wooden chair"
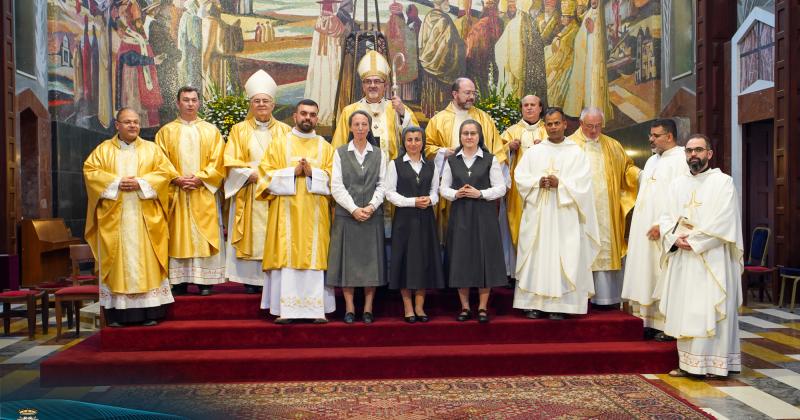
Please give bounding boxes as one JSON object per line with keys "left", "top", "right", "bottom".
{"left": 54, "top": 244, "right": 102, "bottom": 339}
{"left": 741, "top": 226, "right": 773, "bottom": 306}
{"left": 0, "top": 289, "right": 48, "bottom": 340}
{"left": 778, "top": 266, "right": 800, "bottom": 313}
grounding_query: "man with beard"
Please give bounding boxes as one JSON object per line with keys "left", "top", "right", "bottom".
{"left": 425, "top": 78, "right": 506, "bottom": 240}
{"left": 658, "top": 135, "right": 742, "bottom": 378}
{"left": 255, "top": 100, "right": 336, "bottom": 324}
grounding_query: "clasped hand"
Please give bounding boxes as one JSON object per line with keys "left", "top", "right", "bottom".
{"left": 538, "top": 175, "right": 559, "bottom": 189}
{"left": 455, "top": 184, "right": 482, "bottom": 199}
{"left": 294, "top": 158, "right": 313, "bottom": 177}
{"left": 173, "top": 175, "right": 203, "bottom": 190}
{"left": 119, "top": 176, "right": 141, "bottom": 192}
{"left": 414, "top": 196, "right": 432, "bottom": 209}
{"left": 675, "top": 235, "right": 693, "bottom": 250}
{"left": 352, "top": 205, "right": 375, "bottom": 222}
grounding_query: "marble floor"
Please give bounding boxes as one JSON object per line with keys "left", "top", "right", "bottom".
{"left": 1, "top": 301, "right": 799, "bottom": 419}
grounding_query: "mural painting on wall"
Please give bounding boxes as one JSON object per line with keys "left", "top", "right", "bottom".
{"left": 47, "top": 0, "right": 666, "bottom": 132}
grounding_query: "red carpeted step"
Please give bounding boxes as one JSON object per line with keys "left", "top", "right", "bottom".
{"left": 168, "top": 286, "right": 531, "bottom": 320}
{"left": 41, "top": 334, "right": 678, "bottom": 386}
{"left": 99, "top": 311, "right": 644, "bottom": 351}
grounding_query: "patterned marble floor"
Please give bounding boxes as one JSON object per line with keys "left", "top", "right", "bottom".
{"left": 1, "top": 301, "right": 799, "bottom": 419}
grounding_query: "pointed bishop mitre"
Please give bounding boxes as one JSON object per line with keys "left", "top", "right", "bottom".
{"left": 357, "top": 50, "right": 390, "bottom": 81}
{"left": 561, "top": 0, "right": 576, "bottom": 16}
{"left": 244, "top": 69, "right": 278, "bottom": 100}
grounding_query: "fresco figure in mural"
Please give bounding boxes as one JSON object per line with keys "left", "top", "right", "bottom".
{"left": 387, "top": 1, "right": 420, "bottom": 102}
{"left": 537, "top": 0, "right": 562, "bottom": 45}
{"left": 564, "top": 0, "right": 614, "bottom": 120}
{"left": 622, "top": 119, "right": 688, "bottom": 341}
{"left": 224, "top": 70, "right": 291, "bottom": 294}
{"left": 156, "top": 86, "right": 227, "bottom": 296}
{"left": 464, "top": 0, "right": 504, "bottom": 95}
{"left": 83, "top": 108, "right": 175, "bottom": 327}
{"left": 454, "top": 0, "right": 475, "bottom": 39}
{"left": 495, "top": 0, "right": 548, "bottom": 104}
{"left": 513, "top": 107, "right": 599, "bottom": 320}
{"left": 178, "top": 0, "right": 204, "bottom": 94}
{"left": 304, "top": 0, "right": 352, "bottom": 126}
{"left": 254, "top": 22, "right": 263, "bottom": 42}
{"left": 145, "top": 1, "right": 182, "bottom": 124}
{"left": 237, "top": 0, "right": 253, "bottom": 15}
{"left": 499, "top": 0, "right": 518, "bottom": 25}
{"left": 424, "top": 78, "right": 505, "bottom": 241}
{"left": 545, "top": 0, "right": 580, "bottom": 108}
{"left": 500, "top": 95, "right": 547, "bottom": 284}
{"left": 113, "top": 0, "right": 165, "bottom": 128}
{"left": 566, "top": 106, "right": 639, "bottom": 309}
{"left": 419, "top": 0, "right": 466, "bottom": 118}
{"left": 407, "top": 4, "right": 422, "bottom": 35}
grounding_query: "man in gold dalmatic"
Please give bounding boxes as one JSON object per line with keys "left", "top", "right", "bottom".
{"left": 500, "top": 95, "right": 547, "bottom": 281}
{"left": 425, "top": 77, "right": 506, "bottom": 240}
{"left": 256, "top": 99, "right": 336, "bottom": 324}
{"left": 156, "top": 86, "right": 227, "bottom": 296}
{"left": 84, "top": 108, "right": 175, "bottom": 327}
{"left": 564, "top": 0, "right": 613, "bottom": 119}
{"left": 224, "top": 70, "right": 291, "bottom": 294}
{"left": 567, "top": 107, "right": 639, "bottom": 308}
{"left": 545, "top": 0, "right": 580, "bottom": 108}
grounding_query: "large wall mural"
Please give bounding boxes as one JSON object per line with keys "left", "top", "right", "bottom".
{"left": 47, "top": 0, "right": 669, "bottom": 132}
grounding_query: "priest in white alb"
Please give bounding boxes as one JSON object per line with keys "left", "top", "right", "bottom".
{"left": 513, "top": 108, "right": 599, "bottom": 320}
{"left": 155, "top": 86, "right": 227, "bottom": 296}
{"left": 659, "top": 134, "right": 742, "bottom": 378}
{"left": 84, "top": 108, "right": 175, "bottom": 326}
{"left": 256, "top": 99, "right": 336, "bottom": 324}
{"left": 621, "top": 119, "right": 688, "bottom": 340}
{"left": 224, "top": 70, "right": 291, "bottom": 294}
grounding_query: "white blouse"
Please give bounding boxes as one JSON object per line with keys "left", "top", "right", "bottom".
{"left": 439, "top": 148, "right": 507, "bottom": 202}
{"left": 385, "top": 154, "right": 440, "bottom": 207}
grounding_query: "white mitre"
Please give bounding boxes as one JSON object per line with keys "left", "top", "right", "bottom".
{"left": 244, "top": 69, "right": 277, "bottom": 99}
{"left": 357, "top": 50, "right": 391, "bottom": 81}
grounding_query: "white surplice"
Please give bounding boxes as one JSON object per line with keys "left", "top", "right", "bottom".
{"left": 621, "top": 146, "right": 688, "bottom": 328}
{"left": 513, "top": 139, "right": 600, "bottom": 314}
{"left": 658, "top": 168, "right": 743, "bottom": 376}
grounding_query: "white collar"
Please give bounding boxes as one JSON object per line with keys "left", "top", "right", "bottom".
{"left": 347, "top": 140, "right": 374, "bottom": 153}
{"left": 254, "top": 118, "right": 271, "bottom": 129}
{"left": 661, "top": 145, "right": 684, "bottom": 157}
{"left": 521, "top": 119, "right": 540, "bottom": 129}
{"left": 118, "top": 138, "right": 136, "bottom": 149}
{"left": 179, "top": 118, "right": 199, "bottom": 125}
{"left": 403, "top": 153, "right": 426, "bottom": 164}
{"left": 291, "top": 128, "right": 317, "bottom": 139}
{"left": 457, "top": 148, "right": 484, "bottom": 158}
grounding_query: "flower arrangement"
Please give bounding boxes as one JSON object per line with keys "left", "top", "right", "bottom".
{"left": 474, "top": 76, "right": 521, "bottom": 133}
{"left": 200, "top": 84, "right": 249, "bottom": 140}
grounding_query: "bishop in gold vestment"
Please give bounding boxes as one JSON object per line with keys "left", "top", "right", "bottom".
{"left": 224, "top": 70, "right": 291, "bottom": 292}
{"left": 84, "top": 108, "right": 175, "bottom": 326}
{"left": 156, "top": 87, "right": 226, "bottom": 295}
{"left": 567, "top": 108, "right": 639, "bottom": 306}
{"left": 255, "top": 100, "right": 336, "bottom": 322}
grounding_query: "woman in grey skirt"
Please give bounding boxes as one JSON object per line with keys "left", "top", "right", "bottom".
{"left": 440, "top": 119, "right": 508, "bottom": 323}
{"left": 326, "top": 110, "right": 387, "bottom": 324}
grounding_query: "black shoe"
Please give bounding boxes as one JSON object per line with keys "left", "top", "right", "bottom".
{"left": 274, "top": 318, "right": 293, "bottom": 325}
{"left": 142, "top": 320, "right": 158, "bottom": 326}
{"left": 643, "top": 327, "right": 659, "bottom": 340}
{"left": 478, "top": 309, "right": 490, "bottom": 323}
{"left": 312, "top": 318, "right": 329, "bottom": 324}
{"left": 363, "top": 312, "right": 374, "bottom": 324}
{"left": 654, "top": 332, "right": 676, "bottom": 342}
{"left": 107, "top": 321, "right": 123, "bottom": 328}
{"left": 404, "top": 315, "right": 417, "bottom": 324}
{"left": 171, "top": 284, "right": 187, "bottom": 296}
{"left": 343, "top": 312, "right": 355, "bottom": 324}
{"left": 245, "top": 285, "right": 260, "bottom": 294}
{"left": 525, "top": 310, "right": 544, "bottom": 319}
{"left": 416, "top": 314, "right": 429, "bottom": 323}
{"left": 199, "top": 286, "right": 212, "bottom": 296}
{"left": 548, "top": 312, "right": 566, "bottom": 320}
{"left": 456, "top": 309, "right": 472, "bottom": 322}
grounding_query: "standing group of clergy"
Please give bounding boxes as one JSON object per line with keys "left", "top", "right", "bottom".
{"left": 83, "top": 49, "right": 743, "bottom": 379}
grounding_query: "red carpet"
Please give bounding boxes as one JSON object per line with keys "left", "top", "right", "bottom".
{"left": 41, "top": 284, "right": 677, "bottom": 386}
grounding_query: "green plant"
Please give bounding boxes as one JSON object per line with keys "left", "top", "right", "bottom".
{"left": 200, "top": 85, "right": 249, "bottom": 140}
{"left": 474, "top": 77, "right": 521, "bottom": 133}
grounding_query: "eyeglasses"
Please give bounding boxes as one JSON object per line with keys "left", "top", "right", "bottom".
{"left": 116, "top": 119, "right": 140, "bottom": 126}
{"left": 251, "top": 98, "right": 273, "bottom": 105}
{"left": 363, "top": 79, "right": 385, "bottom": 86}
{"left": 648, "top": 132, "right": 667, "bottom": 139}
{"left": 684, "top": 147, "right": 709, "bottom": 154}
{"left": 582, "top": 123, "right": 602, "bottom": 130}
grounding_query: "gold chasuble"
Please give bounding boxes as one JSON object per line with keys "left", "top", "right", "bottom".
{"left": 501, "top": 119, "right": 547, "bottom": 247}
{"left": 567, "top": 130, "right": 639, "bottom": 270}
{"left": 225, "top": 117, "right": 291, "bottom": 260}
{"left": 256, "top": 132, "right": 334, "bottom": 271}
{"left": 331, "top": 99, "right": 418, "bottom": 161}
{"left": 545, "top": 18, "right": 580, "bottom": 107}
{"left": 425, "top": 104, "right": 505, "bottom": 239}
{"left": 84, "top": 137, "right": 173, "bottom": 295}
{"left": 155, "top": 119, "right": 226, "bottom": 258}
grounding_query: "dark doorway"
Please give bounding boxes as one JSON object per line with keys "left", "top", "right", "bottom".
{"left": 20, "top": 108, "right": 40, "bottom": 220}
{"left": 742, "top": 119, "right": 775, "bottom": 266}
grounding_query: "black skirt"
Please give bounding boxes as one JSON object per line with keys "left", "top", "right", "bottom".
{"left": 389, "top": 206, "right": 446, "bottom": 290}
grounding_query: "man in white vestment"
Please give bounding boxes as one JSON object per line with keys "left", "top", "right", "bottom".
{"left": 224, "top": 70, "right": 291, "bottom": 294}
{"left": 513, "top": 108, "right": 600, "bottom": 320}
{"left": 256, "top": 100, "right": 336, "bottom": 324}
{"left": 621, "top": 119, "right": 688, "bottom": 340}
{"left": 659, "top": 134, "right": 743, "bottom": 378}
{"left": 155, "top": 86, "right": 227, "bottom": 296}
{"left": 567, "top": 107, "right": 639, "bottom": 309}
